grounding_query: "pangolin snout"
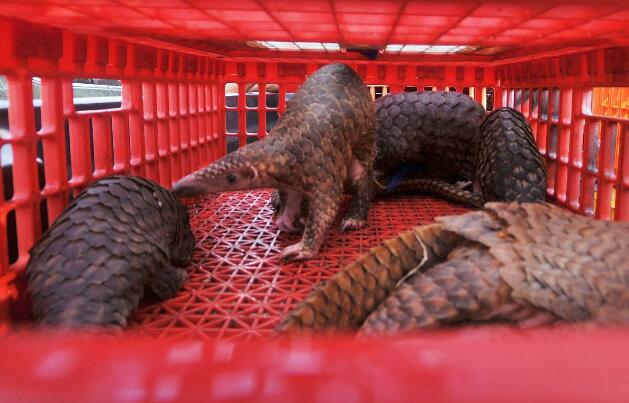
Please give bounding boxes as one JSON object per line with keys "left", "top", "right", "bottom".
{"left": 171, "top": 176, "right": 210, "bottom": 198}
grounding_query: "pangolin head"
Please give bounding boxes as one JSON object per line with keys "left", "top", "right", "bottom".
{"left": 171, "top": 140, "right": 287, "bottom": 197}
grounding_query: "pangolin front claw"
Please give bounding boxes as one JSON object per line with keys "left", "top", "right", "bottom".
{"left": 275, "top": 215, "right": 303, "bottom": 234}
{"left": 339, "top": 217, "right": 367, "bottom": 232}
{"left": 279, "top": 242, "right": 316, "bottom": 262}
{"left": 454, "top": 180, "right": 472, "bottom": 190}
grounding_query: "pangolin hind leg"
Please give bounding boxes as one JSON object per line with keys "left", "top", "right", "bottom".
{"left": 147, "top": 261, "right": 188, "bottom": 301}
{"left": 271, "top": 190, "right": 308, "bottom": 232}
{"left": 279, "top": 191, "right": 341, "bottom": 262}
{"left": 274, "top": 190, "right": 305, "bottom": 233}
{"left": 340, "top": 158, "right": 375, "bottom": 232}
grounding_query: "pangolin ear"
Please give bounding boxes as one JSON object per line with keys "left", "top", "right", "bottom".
{"left": 242, "top": 166, "right": 258, "bottom": 179}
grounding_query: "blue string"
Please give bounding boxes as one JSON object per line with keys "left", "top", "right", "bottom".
{"left": 385, "top": 162, "right": 412, "bottom": 193}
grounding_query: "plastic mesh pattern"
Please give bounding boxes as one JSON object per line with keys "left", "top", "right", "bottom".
{"left": 128, "top": 190, "right": 470, "bottom": 341}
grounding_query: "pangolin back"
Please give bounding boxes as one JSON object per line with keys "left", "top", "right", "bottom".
{"left": 379, "top": 106, "right": 547, "bottom": 207}
{"left": 375, "top": 91, "right": 485, "bottom": 181}
{"left": 26, "top": 175, "right": 195, "bottom": 329}
{"left": 474, "top": 108, "right": 547, "bottom": 202}
{"left": 440, "top": 202, "right": 629, "bottom": 323}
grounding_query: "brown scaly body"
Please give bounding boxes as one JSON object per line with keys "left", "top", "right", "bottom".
{"left": 275, "top": 223, "right": 458, "bottom": 334}
{"left": 277, "top": 202, "right": 629, "bottom": 335}
{"left": 382, "top": 106, "right": 547, "bottom": 205}
{"left": 26, "top": 175, "right": 195, "bottom": 329}
{"left": 472, "top": 107, "right": 547, "bottom": 203}
{"left": 374, "top": 91, "right": 485, "bottom": 183}
{"left": 358, "top": 110, "right": 547, "bottom": 334}
{"left": 271, "top": 90, "right": 486, "bottom": 227}
{"left": 173, "top": 63, "right": 376, "bottom": 261}
{"left": 273, "top": 99, "right": 545, "bottom": 225}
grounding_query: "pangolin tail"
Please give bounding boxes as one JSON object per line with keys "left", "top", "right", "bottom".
{"left": 376, "top": 177, "right": 484, "bottom": 207}
{"left": 275, "top": 223, "right": 460, "bottom": 335}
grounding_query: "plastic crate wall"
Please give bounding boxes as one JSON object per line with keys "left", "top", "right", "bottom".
{"left": 0, "top": 19, "right": 226, "bottom": 329}
{"left": 497, "top": 49, "right": 629, "bottom": 220}
{"left": 1, "top": 18, "right": 629, "bottom": 332}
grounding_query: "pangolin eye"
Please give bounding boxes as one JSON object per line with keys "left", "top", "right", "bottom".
{"left": 226, "top": 173, "right": 237, "bottom": 183}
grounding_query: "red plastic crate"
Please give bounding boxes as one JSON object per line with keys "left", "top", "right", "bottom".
{"left": 0, "top": 1, "right": 629, "bottom": 400}
{"left": 2, "top": 326, "right": 629, "bottom": 403}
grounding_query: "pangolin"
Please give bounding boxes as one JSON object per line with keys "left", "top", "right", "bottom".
{"left": 374, "top": 90, "right": 485, "bottom": 186}
{"left": 172, "top": 63, "right": 377, "bottom": 261}
{"left": 382, "top": 106, "right": 547, "bottom": 206}
{"left": 276, "top": 202, "right": 629, "bottom": 335}
{"left": 26, "top": 175, "right": 195, "bottom": 329}
{"left": 270, "top": 90, "right": 485, "bottom": 228}
{"left": 472, "top": 107, "right": 547, "bottom": 202}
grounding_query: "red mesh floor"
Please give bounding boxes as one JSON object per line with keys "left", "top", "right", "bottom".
{"left": 127, "top": 190, "right": 470, "bottom": 342}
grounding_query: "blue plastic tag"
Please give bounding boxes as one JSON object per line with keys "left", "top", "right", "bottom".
{"left": 385, "top": 162, "right": 412, "bottom": 193}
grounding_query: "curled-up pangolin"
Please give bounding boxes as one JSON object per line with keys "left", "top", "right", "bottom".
{"left": 382, "top": 106, "right": 547, "bottom": 205}
{"left": 374, "top": 90, "right": 485, "bottom": 186}
{"left": 26, "top": 175, "right": 195, "bottom": 329}
{"left": 276, "top": 202, "right": 629, "bottom": 336}
{"left": 172, "top": 63, "right": 376, "bottom": 261}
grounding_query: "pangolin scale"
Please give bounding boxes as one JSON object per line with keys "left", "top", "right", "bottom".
{"left": 26, "top": 175, "right": 195, "bottom": 329}
{"left": 473, "top": 107, "right": 547, "bottom": 203}
{"left": 374, "top": 90, "right": 485, "bottom": 183}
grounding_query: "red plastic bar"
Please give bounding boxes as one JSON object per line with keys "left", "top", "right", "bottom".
{"left": 142, "top": 81, "right": 159, "bottom": 184}
{"left": 618, "top": 123, "right": 629, "bottom": 221}
{"left": 187, "top": 84, "right": 199, "bottom": 174}
{"left": 168, "top": 82, "right": 183, "bottom": 184}
{"left": 598, "top": 121, "right": 616, "bottom": 220}
{"left": 178, "top": 82, "right": 192, "bottom": 178}
{"left": 259, "top": 86, "right": 267, "bottom": 138}
{"left": 124, "top": 81, "right": 147, "bottom": 178}
{"left": 567, "top": 90, "right": 586, "bottom": 213}
{"left": 581, "top": 120, "right": 600, "bottom": 216}
{"left": 67, "top": 115, "right": 92, "bottom": 192}
{"left": 39, "top": 77, "right": 69, "bottom": 225}
{"left": 237, "top": 83, "right": 246, "bottom": 148}
{"left": 111, "top": 111, "right": 130, "bottom": 175}
{"left": 193, "top": 82, "right": 203, "bottom": 170}
{"left": 91, "top": 114, "right": 113, "bottom": 179}
{"left": 156, "top": 81, "right": 172, "bottom": 187}
{"left": 555, "top": 88, "right": 572, "bottom": 204}
{"left": 6, "top": 75, "right": 41, "bottom": 271}
{"left": 2, "top": 326, "right": 629, "bottom": 402}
